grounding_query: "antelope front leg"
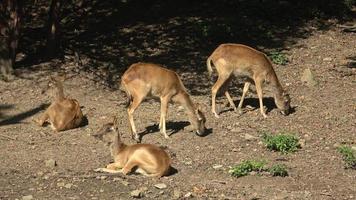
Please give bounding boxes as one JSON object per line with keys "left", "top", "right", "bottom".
{"left": 127, "top": 96, "right": 144, "bottom": 142}
{"left": 225, "top": 91, "right": 237, "bottom": 111}
{"left": 160, "top": 96, "right": 170, "bottom": 139}
{"left": 237, "top": 82, "right": 250, "bottom": 114}
{"left": 255, "top": 79, "right": 267, "bottom": 118}
{"left": 211, "top": 75, "right": 229, "bottom": 118}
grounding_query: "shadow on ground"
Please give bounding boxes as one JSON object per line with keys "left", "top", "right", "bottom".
{"left": 0, "top": 104, "right": 48, "bottom": 126}
{"left": 15, "top": 0, "right": 355, "bottom": 93}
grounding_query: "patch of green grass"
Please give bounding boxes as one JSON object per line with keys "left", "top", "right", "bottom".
{"left": 268, "top": 51, "right": 288, "bottom": 65}
{"left": 269, "top": 164, "right": 289, "bottom": 177}
{"left": 338, "top": 146, "right": 356, "bottom": 169}
{"left": 262, "top": 132, "right": 300, "bottom": 154}
{"left": 229, "top": 160, "right": 266, "bottom": 178}
{"left": 229, "top": 160, "right": 289, "bottom": 178}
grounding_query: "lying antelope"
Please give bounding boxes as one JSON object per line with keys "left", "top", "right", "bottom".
{"left": 121, "top": 62, "right": 207, "bottom": 141}
{"left": 35, "top": 76, "right": 83, "bottom": 131}
{"left": 94, "top": 117, "right": 172, "bottom": 177}
{"left": 207, "top": 43, "right": 291, "bottom": 118}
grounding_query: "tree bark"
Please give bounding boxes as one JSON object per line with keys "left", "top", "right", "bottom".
{"left": 46, "top": 0, "right": 62, "bottom": 58}
{"left": 0, "top": 0, "right": 22, "bottom": 80}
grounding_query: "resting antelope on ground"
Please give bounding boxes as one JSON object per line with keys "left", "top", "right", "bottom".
{"left": 206, "top": 43, "right": 291, "bottom": 118}
{"left": 94, "top": 117, "right": 172, "bottom": 177}
{"left": 121, "top": 62, "right": 207, "bottom": 142}
{"left": 35, "top": 76, "right": 83, "bottom": 132}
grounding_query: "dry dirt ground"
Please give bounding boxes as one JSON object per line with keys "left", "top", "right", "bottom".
{"left": 0, "top": 26, "right": 355, "bottom": 200}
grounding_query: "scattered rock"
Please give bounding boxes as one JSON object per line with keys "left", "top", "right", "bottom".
{"left": 184, "top": 192, "right": 193, "bottom": 198}
{"left": 231, "top": 127, "right": 242, "bottom": 133}
{"left": 57, "top": 182, "right": 65, "bottom": 187}
{"left": 212, "top": 164, "right": 223, "bottom": 169}
{"left": 121, "top": 180, "right": 129, "bottom": 186}
{"left": 173, "top": 189, "right": 181, "bottom": 199}
{"left": 130, "top": 190, "right": 142, "bottom": 198}
{"left": 299, "top": 139, "right": 306, "bottom": 148}
{"left": 323, "top": 57, "right": 332, "bottom": 61}
{"left": 139, "top": 187, "right": 148, "bottom": 192}
{"left": 244, "top": 133, "right": 258, "bottom": 141}
{"left": 45, "top": 159, "right": 57, "bottom": 168}
{"left": 301, "top": 68, "right": 318, "bottom": 87}
{"left": 64, "top": 183, "right": 73, "bottom": 189}
{"left": 184, "top": 161, "right": 192, "bottom": 165}
{"left": 250, "top": 171, "right": 257, "bottom": 176}
{"left": 22, "top": 195, "right": 33, "bottom": 200}
{"left": 333, "top": 143, "right": 340, "bottom": 148}
{"left": 154, "top": 183, "right": 167, "bottom": 189}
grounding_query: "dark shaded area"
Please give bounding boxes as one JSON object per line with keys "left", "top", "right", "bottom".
{"left": 0, "top": 103, "right": 47, "bottom": 126}
{"left": 0, "top": 104, "right": 14, "bottom": 119}
{"left": 13, "top": 0, "right": 355, "bottom": 92}
{"left": 79, "top": 115, "right": 89, "bottom": 128}
{"left": 140, "top": 121, "right": 190, "bottom": 141}
{"left": 345, "top": 56, "right": 356, "bottom": 68}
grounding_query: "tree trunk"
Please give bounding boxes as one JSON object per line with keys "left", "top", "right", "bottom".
{"left": 46, "top": 0, "right": 62, "bottom": 58}
{"left": 0, "top": 0, "right": 22, "bottom": 80}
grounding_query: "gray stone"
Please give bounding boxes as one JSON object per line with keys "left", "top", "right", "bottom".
{"left": 301, "top": 68, "right": 318, "bottom": 87}
{"left": 45, "top": 159, "right": 57, "bottom": 168}
{"left": 22, "top": 195, "right": 33, "bottom": 200}
{"left": 130, "top": 190, "right": 142, "bottom": 198}
{"left": 121, "top": 180, "right": 129, "bottom": 186}
{"left": 244, "top": 133, "right": 258, "bottom": 141}
{"left": 212, "top": 164, "right": 223, "bottom": 169}
{"left": 154, "top": 183, "right": 167, "bottom": 189}
{"left": 57, "top": 182, "right": 65, "bottom": 187}
{"left": 173, "top": 189, "right": 181, "bottom": 199}
{"left": 64, "top": 183, "right": 73, "bottom": 189}
{"left": 299, "top": 139, "right": 306, "bottom": 148}
{"left": 184, "top": 192, "right": 192, "bottom": 198}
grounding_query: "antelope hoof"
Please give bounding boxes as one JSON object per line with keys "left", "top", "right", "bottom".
{"left": 164, "top": 134, "right": 170, "bottom": 139}
{"left": 132, "top": 134, "right": 140, "bottom": 143}
{"left": 237, "top": 108, "right": 243, "bottom": 115}
{"left": 212, "top": 111, "right": 220, "bottom": 118}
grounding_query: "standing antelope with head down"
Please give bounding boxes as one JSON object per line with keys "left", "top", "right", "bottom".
{"left": 207, "top": 43, "right": 291, "bottom": 118}
{"left": 121, "top": 62, "right": 207, "bottom": 142}
{"left": 94, "top": 116, "right": 172, "bottom": 177}
{"left": 35, "top": 76, "right": 83, "bottom": 132}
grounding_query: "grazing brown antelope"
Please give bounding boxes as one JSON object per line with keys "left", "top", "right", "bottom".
{"left": 35, "top": 76, "right": 83, "bottom": 132}
{"left": 94, "top": 117, "right": 172, "bottom": 177}
{"left": 121, "top": 62, "right": 207, "bottom": 142}
{"left": 207, "top": 43, "right": 291, "bottom": 118}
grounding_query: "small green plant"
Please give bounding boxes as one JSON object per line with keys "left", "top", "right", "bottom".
{"left": 229, "top": 160, "right": 266, "bottom": 178}
{"left": 262, "top": 132, "right": 300, "bottom": 154}
{"left": 269, "top": 164, "right": 289, "bottom": 177}
{"left": 268, "top": 51, "right": 288, "bottom": 65}
{"left": 338, "top": 146, "right": 356, "bottom": 169}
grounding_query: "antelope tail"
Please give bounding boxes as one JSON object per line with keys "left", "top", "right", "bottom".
{"left": 120, "top": 81, "right": 132, "bottom": 108}
{"left": 206, "top": 56, "right": 213, "bottom": 77}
